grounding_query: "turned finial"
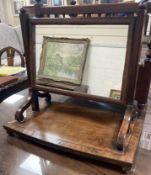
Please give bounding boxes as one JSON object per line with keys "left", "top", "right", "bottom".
{"left": 20, "top": 8, "right": 26, "bottom": 14}
{"left": 35, "top": 0, "right": 42, "bottom": 3}
{"left": 70, "top": 0, "right": 76, "bottom": 5}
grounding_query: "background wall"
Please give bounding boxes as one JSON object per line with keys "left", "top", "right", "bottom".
{"left": 1, "top": 0, "right": 21, "bottom": 26}
{"left": 0, "top": 0, "right": 6, "bottom": 22}
{"left": 1, "top": 0, "right": 54, "bottom": 26}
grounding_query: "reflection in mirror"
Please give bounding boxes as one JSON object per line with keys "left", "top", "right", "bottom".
{"left": 35, "top": 25, "right": 128, "bottom": 100}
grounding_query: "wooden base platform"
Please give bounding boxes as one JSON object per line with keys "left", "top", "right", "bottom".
{"left": 4, "top": 102, "right": 143, "bottom": 169}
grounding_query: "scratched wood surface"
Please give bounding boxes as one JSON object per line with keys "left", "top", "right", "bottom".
{"left": 4, "top": 102, "right": 143, "bottom": 168}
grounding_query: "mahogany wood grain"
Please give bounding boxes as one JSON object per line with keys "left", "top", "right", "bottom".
{"left": 0, "top": 89, "right": 150, "bottom": 175}
{"left": 11, "top": 2, "right": 151, "bottom": 169}
{"left": 4, "top": 102, "right": 143, "bottom": 168}
{"left": 116, "top": 106, "right": 137, "bottom": 151}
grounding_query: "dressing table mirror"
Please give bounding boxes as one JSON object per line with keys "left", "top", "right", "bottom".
{"left": 4, "top": 1, "right": 151, "bottom": 172}
{"left": 35, "top": 24, "right": 128, "bottom": 100}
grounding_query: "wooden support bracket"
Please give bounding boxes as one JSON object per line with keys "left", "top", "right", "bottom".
{"left": 15, "top": 89, "right": 51, "bottom": 122}
{"left": 116, "top": 104, "right": 139, "bottom": 151}
{"left": 15, "top": 91, "right": 32, "bottom": 122}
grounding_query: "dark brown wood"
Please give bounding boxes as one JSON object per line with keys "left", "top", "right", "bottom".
{"left": 30, "top": 16, "right": 135, "bottom": 25}
{"left": 20, "top": 2, "right": 151, "bottom": 106}
{"left": 31, "top": 90, "right": 40, "bottom": 111}
{"left": 31, "top": 90, "right": 51, "bottom": 111}
{"left": 24, "top": 3, "right": 140, "bottom": 18}
{"left": 135, "top": 41, "right": 151, "bottom": 105}
{"left": 0, "top": 89, "right": 151, "bottom": 175}
{"left": 125, "top": 9, "right": 145, "bottom": 104}
{"left": 120, "top": 18, "right": 136, "bottom": 104}
{"left": 136, "top": 61, "right": 151, "bottom": 105}
{"left": 15, "top": 90, "right": 32, "bottom": 122}
{"left": 19, "top": 3, "right": 149, "bottom": 106}
{"left": 29, "top": 20, "right": 36, "bottom": 87}
{"left": 10, "top": 2, "right": 151, "bottom": 169}
{"left": 15, "top": 89, "right": 51, "bottom": 122}
{"left": 0, "top": 46, "right": 25, "bottom": 67}
{"left": 4, "top": 102, "right": 144, "bottom": 169}
{"left": 36, "top": 91, "right": 51, "bottom": 103}
{"left": 35, "top": 84, "right": 123, "bottom": 105}
{"left": 19, "top": 8, "right": 31, "bottom": 82}
{"left": 116, "top": 105, "right": 139, "bottom": 151}
{"left": 28, "top": 16, "right": 136, "bottom": 106}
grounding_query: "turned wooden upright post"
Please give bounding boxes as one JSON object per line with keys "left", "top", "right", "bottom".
{"left": 135, "top": 41, "right": 151, "bottom": 106}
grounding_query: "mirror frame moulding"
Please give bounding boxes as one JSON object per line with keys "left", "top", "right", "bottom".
{"left": 28, "top": 17, "right": 136, "bottom": 106}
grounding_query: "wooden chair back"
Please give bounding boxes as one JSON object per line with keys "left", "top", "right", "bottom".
{"left": 0, "top": 46, "right": 25, "bottom": 67}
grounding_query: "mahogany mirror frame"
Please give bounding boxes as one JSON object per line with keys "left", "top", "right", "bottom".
{"left": 28, "top": 17, "right": 137, "bottom": 106}
{"left": 18, "top": 3, "right": 146, "bottom": 107}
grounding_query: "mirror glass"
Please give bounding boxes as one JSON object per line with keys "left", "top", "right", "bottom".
{"left": 35, "top": 25, "right": 128, "bottom": 100}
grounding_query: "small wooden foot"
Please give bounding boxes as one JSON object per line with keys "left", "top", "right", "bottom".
{"left": 6, "top": 129, "right": 14, "bottom": 136}
{"left": 121, "top": 164, "right": 136, "bottom": 174}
